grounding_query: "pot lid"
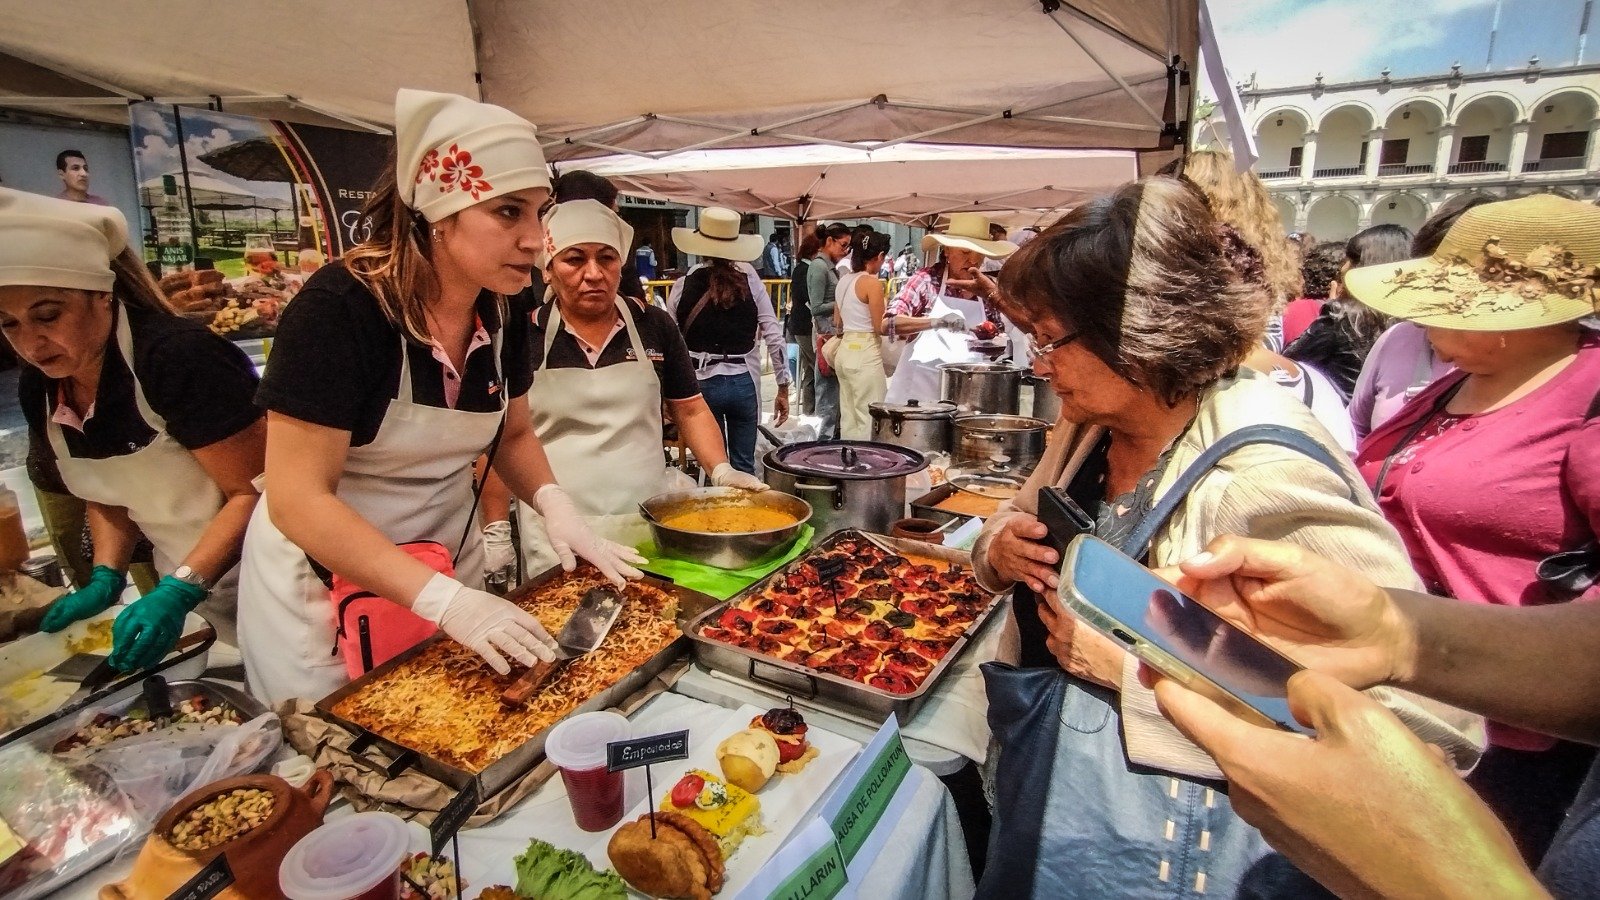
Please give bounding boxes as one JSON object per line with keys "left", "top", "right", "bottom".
{"left": 771, "top": 441, "right": 927, "bottom": 479}
{"left": 869, "top": 399, "right": 958, "bottom": 420}
{"left": 939, "top": 362, "right": 1024, "bottom": 375}
{"left": 946, "top": 454, "right": 1030, "bottom": 500}
{"left": 954, "top": 414, "right": 1050, "bottom": 432}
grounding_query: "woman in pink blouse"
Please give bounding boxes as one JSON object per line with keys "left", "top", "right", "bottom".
{"left": 1349, "top": 194, "right": 1600, "bottom": 865}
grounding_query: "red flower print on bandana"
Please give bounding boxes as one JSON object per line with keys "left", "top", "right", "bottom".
{"left": 416, "top": 148, "right": 440, "bottom": 184}
{"left": 415, "top": 143, "right": 493, "bottom": 200}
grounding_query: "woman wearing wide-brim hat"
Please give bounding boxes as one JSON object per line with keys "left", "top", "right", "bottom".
{"left": 1349, "top": 194, "right": 1600, "bottom": 863}
{"left": 0, "top": 188, "right": 263, "bottom": 670}
{"left": 884, "top": 212, "right": 1015, "bottom": 405}
{"left": 666, "top": 207, "right": 790, "bottom": 474}
{"left": 237, "top": 89, "right": 643, "bottom": 705}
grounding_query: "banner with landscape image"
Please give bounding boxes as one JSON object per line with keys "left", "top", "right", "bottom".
{"left": 128, "top": 102, "right": 390, "bottom": 339}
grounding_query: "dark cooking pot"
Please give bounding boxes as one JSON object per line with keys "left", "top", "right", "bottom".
{"left": 761, "top": 441, "right": 928, "bottom": 536}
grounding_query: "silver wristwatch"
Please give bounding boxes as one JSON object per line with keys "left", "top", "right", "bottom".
{"left": 172, "top": 565, "right": 213, "bottom": 593}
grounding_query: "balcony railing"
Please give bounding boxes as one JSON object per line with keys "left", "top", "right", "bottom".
{"left": 1259, "top": 166, "right": 1301, "bottom": 180}
{"left": 1312, "top": 166, "right": 1363, "bottom": 178}
{"left": 1521, "top": 157, "right": 1585, "bottom": 173}
{"left": 1447, "top": 160, "right": 1508, "bottom": 175}
{"left": 1378, "top": 163, "right": 1435, "bottom": 176}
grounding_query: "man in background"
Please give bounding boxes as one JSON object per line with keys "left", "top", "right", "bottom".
{"left": 758, "top": 231, "right": 789, "bottom": 279}
{"left": 56, "top": 150, "right": 110, "bottom": 205}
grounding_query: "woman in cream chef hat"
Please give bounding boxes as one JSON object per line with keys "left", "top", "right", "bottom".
{"left": 237, "top": 89, "right": 644, "bottom": 705}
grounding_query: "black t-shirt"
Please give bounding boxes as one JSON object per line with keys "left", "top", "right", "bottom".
{"left": 256, "top": 263, "right": 534, "bottom": 447}
{"left": 529, "top": 300, "right": 701, "bottom": 402}
{"left": 21, "top": 303, "right": 262, "bottom": 464}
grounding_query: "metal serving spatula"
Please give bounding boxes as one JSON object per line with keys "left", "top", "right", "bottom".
{"left": 500, "top": 586, "right": 625, "bottom": 707}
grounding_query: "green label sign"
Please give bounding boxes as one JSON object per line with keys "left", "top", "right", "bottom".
{"left": 768, "top": 837, "right": 848, "bottom": 900}
{"left": 158, "top": 243, "right": 194, "bottom": 267}
{"left": 828, "top": 730, "right": 911, "bottom": 862}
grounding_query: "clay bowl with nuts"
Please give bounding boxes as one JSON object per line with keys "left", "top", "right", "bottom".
{"left": 102, "top": 771, "right": 334, "bottom": 900}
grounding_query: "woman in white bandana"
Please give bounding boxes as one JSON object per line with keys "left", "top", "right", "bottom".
{"left": 237, "top": 90, "right": 643, "bottom": 705}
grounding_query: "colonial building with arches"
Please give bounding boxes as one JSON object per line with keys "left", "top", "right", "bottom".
{"left": 1197, "top": 61, "right": 1600, "bottom": 240}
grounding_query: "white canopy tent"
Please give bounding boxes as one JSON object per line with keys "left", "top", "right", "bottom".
{"left": 576, "top": 143, "right": 1139, "bottom": 227}
{"left": 0, "top": 0, "right": 1196, "bottom": 168}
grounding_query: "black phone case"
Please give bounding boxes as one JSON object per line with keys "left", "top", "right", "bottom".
{"left": 1037, "top": 486, "right": 1094, "bottom": 552}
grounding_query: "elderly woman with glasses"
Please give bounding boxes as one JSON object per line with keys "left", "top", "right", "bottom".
{"left": 969, "top": 176, "right": 1481, "bottom": 899}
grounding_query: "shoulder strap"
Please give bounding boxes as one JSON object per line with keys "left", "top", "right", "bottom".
{"left": 1587, "top": 385, "right": 1600, "bottom": 420}
{"left": 1119, "top": 424, "right": 1360, "bottom": 560}
{"left": 1373, "top": 377, "right": 1466, "bottom": 495}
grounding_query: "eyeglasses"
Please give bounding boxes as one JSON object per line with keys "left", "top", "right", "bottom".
{"left": 1025, "top": 330, "right": 1080, "bottom": 363}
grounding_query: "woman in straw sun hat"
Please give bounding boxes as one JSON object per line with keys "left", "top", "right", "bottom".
{"left": 238, "top": 89, "right": 643, "bottom": 705}
{"left": 883, "top": 212, "right": 1015, "bottom": 405}
{"left": 666, "top": 207, "right": 791, "bottom": 475}
{"left": 1349, "top": 193, "right": 1600, "bottom": 862}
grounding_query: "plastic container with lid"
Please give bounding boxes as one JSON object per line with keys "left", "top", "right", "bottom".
{"left": 279, "top": 811, "right": 413, "bottom": 900}
{"left": 544, "top": 710, "right": 631, "bottom": 832}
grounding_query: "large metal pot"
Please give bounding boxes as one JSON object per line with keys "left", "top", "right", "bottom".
{"left": 868, "top": 400, "right": 957, "bottom": 457}
{"left": 1022, "top": 373, "right": 1061, "bottom": 423}
{"left": 952, "top": 414, "right": 1049, "bottom": 470}
{"left": 762, "top": 441, "right": 928, "bottom": 536}
{"left": 640, "top": 487, "right": 812, "bottom": 570}
{"left": 940, "top": 362, "right": 1023, "bottom": 415}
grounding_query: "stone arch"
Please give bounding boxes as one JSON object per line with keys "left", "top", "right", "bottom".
{"left": 1380, "top": 99, "right": 1448, "bottom": 174}
{"left": 1380, "top": 94, "right": 1449, "bottom": 126}
{"left": 1271, "top": 195, "right": 1297, "bottom": 234}
{"left": 1448, "top": 94, "right": 1522, "bottom": 173}
{"left": 1370, "top": 191, "right": 1429, "bottom": 232}
{"left": 1314, "top": 101, "right": 1378, "bottom": 133}
{"left": 1447, "top": 92, "right": 1525, "bottom": 127}
{"left": 1306, "top": 194, "right": 1361, "bottom": 241}
{"left": 1253, "top": 106, "right": 1313, "bottom": 178}
{"left": 1526, "top": 89, "right": 1598, "bottom": 172}
{"left": 1314, "top": 104, "right": 1378, "bottom": 175}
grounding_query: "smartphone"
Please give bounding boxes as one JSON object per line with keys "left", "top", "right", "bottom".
{"left": 1058, "top": 534, "right": 1312, "bottom": 734}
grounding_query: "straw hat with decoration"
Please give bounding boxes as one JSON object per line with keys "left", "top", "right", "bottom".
{"left": 1344, "top": 195, "right": 1600, "bottom": 331}
{"left": 920, "top": 212, "right": 1018, "bottom": 258}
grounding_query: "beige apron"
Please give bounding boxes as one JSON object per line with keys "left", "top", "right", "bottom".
{"left": 884, "top": 275, "right": 987, "bottom": 405}
{"left": 238, "top": 331, "right": 503, "bottom": 705}
{"left": 46, "top": 307, "right": 240, "bottom": 644}
{"left": 518, "top": 297, "right": 677, "bottom": 575}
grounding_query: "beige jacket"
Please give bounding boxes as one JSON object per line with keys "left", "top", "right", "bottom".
{"left": 974, "top": 369, "right": 1485, "bottom": 778}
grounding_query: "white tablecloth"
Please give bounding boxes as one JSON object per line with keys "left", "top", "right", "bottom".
{"left": 56, "top": 693, "right": 974, "bottom": 900}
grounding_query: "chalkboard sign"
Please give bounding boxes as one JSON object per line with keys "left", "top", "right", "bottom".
{"left": 168, "top": 853, "right": 234, "bottom": 900}
{"left": 430, "top": 778, "right": 480, "bottom": 853}
{"left": 607, "top": 730, "right": 690, "bottom": 771}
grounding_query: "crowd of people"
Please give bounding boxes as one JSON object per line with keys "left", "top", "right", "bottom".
{"left": 1, "top": 85, "right": 1597, "bottom": 897}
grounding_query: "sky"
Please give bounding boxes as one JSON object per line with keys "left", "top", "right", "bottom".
{"left": 1207, "top": 0, "right": 1594, "bottom": 89}
{"left": 130, "top": 102, "right": 290, "bottom": 201}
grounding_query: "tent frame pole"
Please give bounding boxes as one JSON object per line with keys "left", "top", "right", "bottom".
{"left": 1046, "top": 9, "right": 1167, "bottom": 126}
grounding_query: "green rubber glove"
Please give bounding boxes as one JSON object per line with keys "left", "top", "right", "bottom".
{"left": 38, "top": 566, "right": 127, "bottom": 633}
{"left": 108, "top": 576, "right": 207, "bottom": 672}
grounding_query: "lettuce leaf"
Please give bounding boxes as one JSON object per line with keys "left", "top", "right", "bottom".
{"left": 513, "top": 839, "right": 626, "bottom": 900}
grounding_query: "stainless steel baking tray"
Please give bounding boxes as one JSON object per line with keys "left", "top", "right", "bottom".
{"left": 685, "top": 530, "right": 1004, "bottom": 722}
{"left": 20, "top": 678, "right": 267, "bottom": 754}
{"left": 315, "top": 567, "right": 720, "bottom": 799}
{"left": 910, "top": 482, "right": 1004, "bottom": 527}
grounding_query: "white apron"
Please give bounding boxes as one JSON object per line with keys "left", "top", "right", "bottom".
{"left": 884, "top": 275, "right": 988, "bottom": 405}
{"left": 47, "top": 307, "right": 240, "bottom": 645}
{"left": 238, "top": 330, "right": 502, "bottom": 705}
{"left": 518, "top": 297, "right": 679, "bottom": 576}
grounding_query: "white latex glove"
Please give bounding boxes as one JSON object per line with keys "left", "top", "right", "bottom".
{"left": 534, "top": 484, "right": 647, "bottom": 587}
{"left": 937, "top": 312, "right": 968, "bottom": 332}
{"left": 710, "top": 463, "right": 768, "bottom": 492}
{"left": 412, "top": 572, "right": 556, "bottom": 674}
{"left": 483, "top": 520, "right": 515, "bottom": 577}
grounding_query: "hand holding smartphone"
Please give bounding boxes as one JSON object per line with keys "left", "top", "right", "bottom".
{"left": 1058, "top": 534, "right": 1313, "bottom": 734}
